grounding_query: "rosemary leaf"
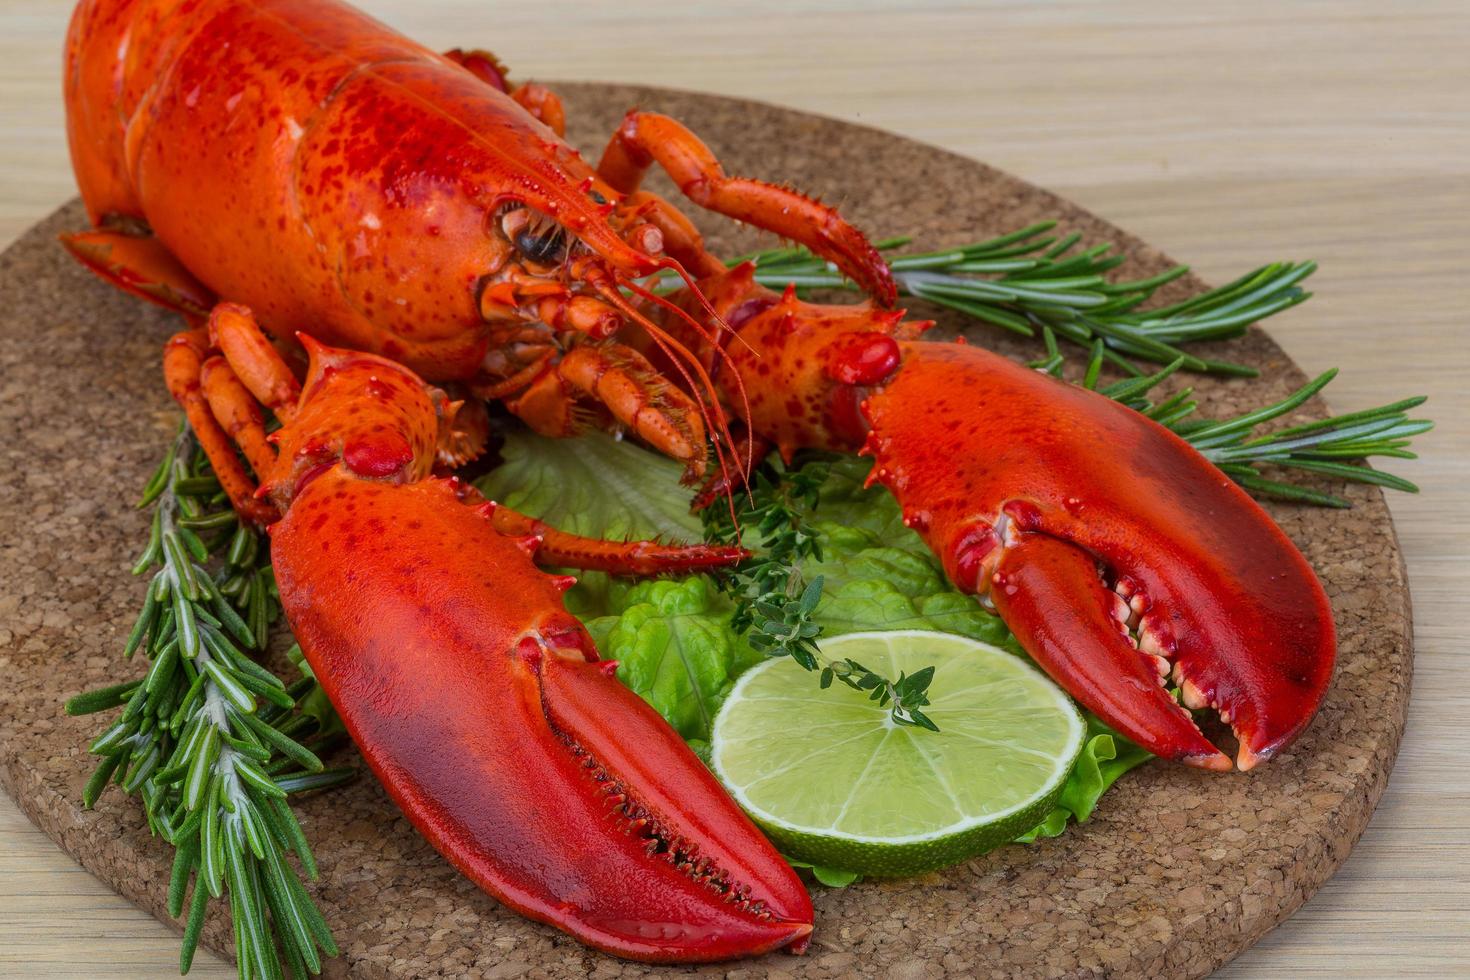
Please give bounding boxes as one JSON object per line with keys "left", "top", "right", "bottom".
{"left": 72, "top": 423, "right": 347, "bottom": 979}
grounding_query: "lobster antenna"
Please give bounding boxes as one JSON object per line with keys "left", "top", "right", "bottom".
{"left": 596, "top": 280, "right": 741, "bottom": 500}
{"left": 650, "top": 256, "right": 758, "bottom": 360}
{"left": 621, "top": 277, "right": 758, "bottom": 487}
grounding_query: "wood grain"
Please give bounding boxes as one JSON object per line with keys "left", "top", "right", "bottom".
{"left": 0, "top": 1, "right": 1465, "bottom": 976}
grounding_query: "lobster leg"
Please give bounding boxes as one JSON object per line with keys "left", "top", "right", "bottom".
{"left": 511, "top": 83, "right": 566, "bottom": 137}
{"left": 442, "top": 48, "right": 565, "bottom": 135}
{"left": 162, "top": 328, "right": 278, "bottom": 526}
{"left": 507, "top": 342, "right": 710, "bottom": 479}
{"left": 596, "top": 111, "right": 896, "bottom": 304}
{"left": 442, "top": 48, "right": 512, "bottom": 90}
{"left": 558, "top": 343, "right": 708, "bottom": 469}
{"left": 477, "top": 499, "right": 748, "bottom": 576}
{"left": 207, "top": 304, "right": 301, "bottom": 423}
{"left": 199, "top": 355, "right": 277, "bottom": 479}
{"left": 60, "top": 227, "right": 214, "bottom": 317}
{"left": 617, "top": 190, "right": 726, "bottom": 278}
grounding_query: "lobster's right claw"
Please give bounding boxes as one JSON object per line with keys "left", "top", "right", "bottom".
{"left": 704, "top": 280, "right": 1334, "bottom": 770}
{"left": 272, "top": 470, "right": 811, "bottom": 961}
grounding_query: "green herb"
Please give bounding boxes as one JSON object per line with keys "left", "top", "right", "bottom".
{"left": 68, "top": 422, "right": 351, "bottom": 979}
{"left": 701, "top": 457, "right": 940, "bottom": 732}
{"left": 1065, "top": 348, "right": 1432, "bottom": 507}
{"left": 711, "top": 223, "right": 1316, "bottom": 377}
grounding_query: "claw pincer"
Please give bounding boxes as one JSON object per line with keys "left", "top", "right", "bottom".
{"left": 697, "top": 270, "right": 1336, "bottom": 771}
{"left": 266, "top": 342, "right": 811, "bottom": 960}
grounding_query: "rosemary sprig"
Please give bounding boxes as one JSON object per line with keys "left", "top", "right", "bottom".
{"left": 1064, "top": 348, "right": 1432, "bottom": 507}
{"left": 722, "top": 223, "right": 1315, "bottom": 378}
{"left": 67, "top": 423, "right": 352, "bottom": 979}
{"left": 702, "top": 458, "right": 939, "bottom": 731}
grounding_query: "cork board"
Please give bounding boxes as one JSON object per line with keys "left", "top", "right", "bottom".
{"left": 0, "top": 84, "right": 1411, "bottom": 979}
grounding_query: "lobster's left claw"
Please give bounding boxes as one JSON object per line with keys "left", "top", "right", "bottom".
{"left": 679, "top": 271, "right": 1334, "bottom": 770}
{"left": 862, "top": 343, "right": 1337, "bottom": 770}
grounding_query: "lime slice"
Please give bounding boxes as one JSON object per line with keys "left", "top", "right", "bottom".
{"left": 710, "top": 630, "right": 1085, "bottom": 877}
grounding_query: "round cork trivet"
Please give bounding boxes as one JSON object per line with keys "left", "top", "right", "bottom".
{"left": 0, "top": 84, "right": 1411, "bottom": 979}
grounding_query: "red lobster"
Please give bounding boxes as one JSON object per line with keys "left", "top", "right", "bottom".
{"left": 62, "top": 0, "right": 1335, "bottom": 962}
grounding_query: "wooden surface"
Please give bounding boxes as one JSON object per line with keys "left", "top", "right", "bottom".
{"left": 0, "top": 1, "right": 1465, "bottom": 976}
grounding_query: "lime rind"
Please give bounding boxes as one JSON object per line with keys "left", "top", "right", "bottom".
{"left": 710, "top": 630, "right": 1085, "bottom": 875}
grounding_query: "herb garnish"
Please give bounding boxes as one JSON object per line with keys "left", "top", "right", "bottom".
{"left": 702, "top": 457, "right": 940, "bottom": 731}
{"left": 66, "top": 423, "right": 352, "bottom": 978}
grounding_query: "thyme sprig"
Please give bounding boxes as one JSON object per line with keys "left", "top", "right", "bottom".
{"left": 727, "top": 223, "right": 1315, "bottom": 378}
{"left": 67, "top": 423, "right": 352, "bottom": 979}
{"left": 702, "top": 458, "right": 939, "bottom": 731}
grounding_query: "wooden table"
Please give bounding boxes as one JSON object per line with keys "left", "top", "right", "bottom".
{"left": 2, "top": 1, "right": 1465, "bottom": 975}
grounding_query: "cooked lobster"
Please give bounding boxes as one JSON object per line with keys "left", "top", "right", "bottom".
{"left": 62, "top": 0, "right": 1335, "bottom": 962}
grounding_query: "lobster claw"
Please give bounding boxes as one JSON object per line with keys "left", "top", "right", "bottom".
{"left": 862, "top": 343, "right": 1337, "bottom": 770}
{"left": 680, "top": 272, "right": 1334, "bottom": 770}
{"left": 271, "top": 470, "right": 812, "bottom": 960}
{"left": 984, "top": 531, "right": 1233, "bottom": 770}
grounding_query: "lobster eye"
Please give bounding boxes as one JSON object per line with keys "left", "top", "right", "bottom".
{"left": 515, "top": 224, "right": 568, "bottom": 264}
{"left": 500, "top": 205, "right": 569, "bottom": 264}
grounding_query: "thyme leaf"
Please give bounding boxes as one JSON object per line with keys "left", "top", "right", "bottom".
{"left": 702, "top": 457, "right": 939, "bottom": 732}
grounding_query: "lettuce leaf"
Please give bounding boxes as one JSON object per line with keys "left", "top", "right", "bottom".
{"left": 1015, "top": 715, "right": 1154, "bottom": 842}
{"left": 784, "top": 858, "right": 862, "bottom": 888}
{"left": 588, "top": 577, "right": 759, "bottom": 743}
{"left": 809, "top": 456, "right": 929, "bottom": 553}
{"left": 476, "top": 432, "right": 705, "bottom": 618}
{"left": 478, "top": 430, "right": 702, "bottom": 541}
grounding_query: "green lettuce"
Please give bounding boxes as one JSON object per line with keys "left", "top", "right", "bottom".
{"left": 783, "top": 859, "right": 861, "bottom": 888}
{"left": 586, "top": 576, "right": 761, "bottom": 744}
{"left": 1016, "top": 716, "right": 1154, "bottom": 842}
{"left": 478, "top": 432, "right": 703, "bottom": 619}
{"left": 478, "top": 429, "right": 703, "bottom": 541}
